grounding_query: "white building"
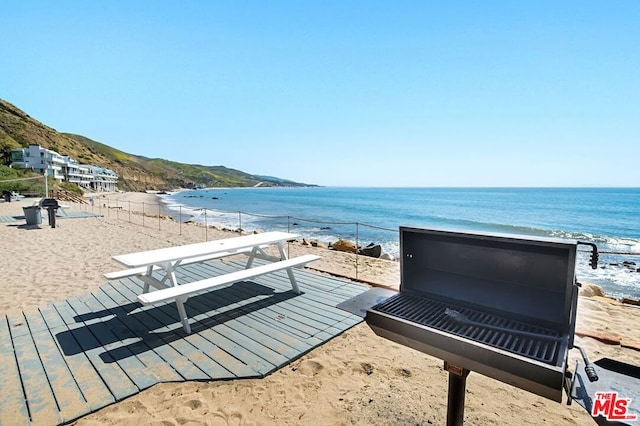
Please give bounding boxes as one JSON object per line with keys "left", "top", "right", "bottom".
{"left": 88, "top": 165, "right": 118, "bottom": 192}
{"left": 10, "top": 144, "right": 118, "bottom": 192}
{"left": 10, "top": 144, "right": 66, "bottom": 182}
{"left": 63, "top": 157, "right": 93, "bottom": 189}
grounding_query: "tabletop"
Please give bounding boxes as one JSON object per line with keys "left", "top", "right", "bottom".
{"left": 112, "top": 231, "right": 300, "bottom": 268}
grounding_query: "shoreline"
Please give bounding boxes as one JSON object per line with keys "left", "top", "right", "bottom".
{"left": 61, "top": 190, "right": 640, "bottom": 303}
{"left": 1, "top": 192, "right": 639, "bottom": 425}
{"left": 107, "top": 192, "right": 640, "bottom": 303}
{"left": 153, "top": 188, "right": 640, "bottom": 301}
{"left": 110, "top": 190, "right": 640, "bottom": 301}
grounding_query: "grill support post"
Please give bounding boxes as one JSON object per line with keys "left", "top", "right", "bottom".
{"left": 445, "top": 361, "right": 470, "bottom": 426}
{"left": 45, "top": 206, "right": 57, "bottom": 228}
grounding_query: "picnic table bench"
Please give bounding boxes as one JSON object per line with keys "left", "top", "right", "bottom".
{"left": 108, "top": 231, "right": 320, "bottom": 333}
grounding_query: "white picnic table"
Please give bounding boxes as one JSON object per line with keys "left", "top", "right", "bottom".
{"left": 109, "top": 231, "right": 320, "bottom": 333}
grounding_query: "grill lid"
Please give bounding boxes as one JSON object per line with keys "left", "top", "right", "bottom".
{"left": 41, "top": 198, "right": 60, "bottom": 208}
{"left": 399, "top": 227, "right": 578, "bottom": 334}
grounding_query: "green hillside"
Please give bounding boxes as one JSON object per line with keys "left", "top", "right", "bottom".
{"left": 0, "top": 99, "right": 312, "bottom": 191}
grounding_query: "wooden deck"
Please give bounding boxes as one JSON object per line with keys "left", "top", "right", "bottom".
{"left": 0, "top": 259, "right": 367, "bottom": 425}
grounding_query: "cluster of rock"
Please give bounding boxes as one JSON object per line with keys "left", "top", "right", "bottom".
{"left": 622, "top": 261, "right": 639, "bottom": 273}
{"left": 580, "top": 282, "right": 640, "bottom": 306}
{"left": 603, "top": 260, "right": 639, "bottom": 272}
{"left": 301, "top": 238, "right": 395, "bottom": 261}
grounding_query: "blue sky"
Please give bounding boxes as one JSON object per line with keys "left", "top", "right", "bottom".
{"left": 2, "top": 1, "right": 639, "bottom": 187}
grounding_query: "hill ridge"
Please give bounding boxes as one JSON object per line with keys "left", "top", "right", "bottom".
{"left": 0, "top": 98, "right": 312, "bottom": 191}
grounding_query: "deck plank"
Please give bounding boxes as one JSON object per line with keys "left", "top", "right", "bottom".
{"left": 10, "top": 315, "right": 62, "bottom": 425}
{"left": 53, "top": 300, "right": 139, "bottom": 401}
{"left": 211, "top": 279, "right": 329, "bottom": 336}
{"left": 106, "top": 282, "right": 234, "bottom": 380}
{"left": 186, "top": 292, "right": 301, "bottom": 364}
{"left": 0, "top": 315, "right": 30, "bottom": 423}
{"left": 99, "top": 282, "right": 208, "bottom": 381}
{"left": 182, "top": 273, "right": 320, "bottom": 341}
{"left": 184, "top": 263, "right": 326, "bottom": 336}
{"left": 40, "top": 305, "right": 116, "bottom": 412}
{"left": 73, "top": 292, "right": 159, "bottom": 391}
{"left": 175, "top": 261, "right": 352, "bottom": 371}
{"left": 25, "top": 311, "right": 93, "bottom": 423}
{"left": 6, "top": 311, "right": 31, "bottom": 338}
{"left": 202, "top": 267, "right": 344, "bottom": 338}
{"left": 180, "top": 294, "right": 287, "bottom": 374}
{"left": 39, "top": 305, "right": 66, "bottom": 329}
{"left": 0, "top": 258, "right": 366, "bottom": 425}
{"left": 90, "top": 286, "right": 184, "bottom": 383}
{"left": 173, "top": 280, "right": 312, "bottom": 356}
{"left": 112, "top": 282, "right": 254, "bottom": 379}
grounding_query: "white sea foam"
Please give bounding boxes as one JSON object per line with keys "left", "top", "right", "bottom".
{"left": 576, "top": 251, "right": 640, "bottom": 299}
{"left": 159, "top": 189, "right": 639, "bottom": 299}
{"left": 547, "top": 230, "right": 640, "bottom": 255}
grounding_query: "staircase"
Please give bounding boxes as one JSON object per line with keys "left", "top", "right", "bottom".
{"left": 53, "top": 190, "right": 88, "bottom": 204}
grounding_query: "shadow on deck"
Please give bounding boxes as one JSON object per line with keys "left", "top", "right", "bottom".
{"left": 0, "top": 259, "right": 367, "bottom": 425}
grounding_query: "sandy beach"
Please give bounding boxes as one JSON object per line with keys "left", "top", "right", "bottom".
{"left": 1, "top": 192, "right": 639, "bottom": 425}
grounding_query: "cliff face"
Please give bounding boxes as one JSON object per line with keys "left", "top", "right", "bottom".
{"left": 0, "top": 99, "right": 312, "bottom": 190}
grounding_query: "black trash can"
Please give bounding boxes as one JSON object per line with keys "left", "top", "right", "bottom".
{"left": 2, "top": 191, "right": 10, "bottom": 202}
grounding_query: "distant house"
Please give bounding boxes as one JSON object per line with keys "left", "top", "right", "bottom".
{"left": 88, "top": 165, "right": 118, "bottom": 192}
{"left": 10, "top": 144, "right": 118, "bottom": 192}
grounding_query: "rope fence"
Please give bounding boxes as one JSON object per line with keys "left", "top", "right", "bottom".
{"left": 74, "top": 196, "right": 640, "bottom": 256}
{"left": 75, "top": 196, "right": 402, "bottom": 281}
{"left": 0, "top": 176, "right": 43, "bottom": 183}
{"left": 65, "top": 196, "right": 640, "bottom": 284}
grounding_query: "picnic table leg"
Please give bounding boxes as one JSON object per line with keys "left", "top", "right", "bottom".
{"left": 245, "top": 245, "right": 275, "bottom": 268}
{"left": 275, "top": 242, "right": 289, "bottom": 261}
{"left": 245, "top": 246, "right": 259, "bottom": 268}
{"left": 175, "top": 297, "right": 191, "bottom": 334}
{"left": 155, "top": 261, "right": 181, "bottom": 287}
{"left": 285, "top": 268, "right": 300, "bottom": 294}
{"left": 142, "top": 265, "right": 154, "bottom": 293}
{"left": 275, "top": 243, "right": 300, "bottom": 294}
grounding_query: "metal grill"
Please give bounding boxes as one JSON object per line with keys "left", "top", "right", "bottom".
{"left": 372, "top": 293, "right": 562, "bottom": 364}
{"left": 338, "top": 227, "right": 607, "bottom": 425}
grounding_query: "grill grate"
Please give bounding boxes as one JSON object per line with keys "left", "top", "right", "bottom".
{"left": 371, "top": 293, "right": 562, "bottom": 364}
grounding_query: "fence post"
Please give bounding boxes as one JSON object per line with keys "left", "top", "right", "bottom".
{"left": 179, "top": 206, "right": 182, "bottom": 235}
{"left": 239, "top": 212, "right": 242, "bottom": 233}
{"left": 158, "top": 203, "right": 161, "bottom": 231}
{"left": 142, "top": 202, "right": 145, "bottom": 228}
{"left": 128, "top": 201, "right": 131, "bottom": 223}
{"left": 204, "top": 209, "right": 208, "bottom": 241}
{"left": 355, "top": 222, "right": 359, "bottom": 280}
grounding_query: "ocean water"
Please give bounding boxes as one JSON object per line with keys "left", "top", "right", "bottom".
{"left": 160, "top": 187, "right": 640, "bottom": 300}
